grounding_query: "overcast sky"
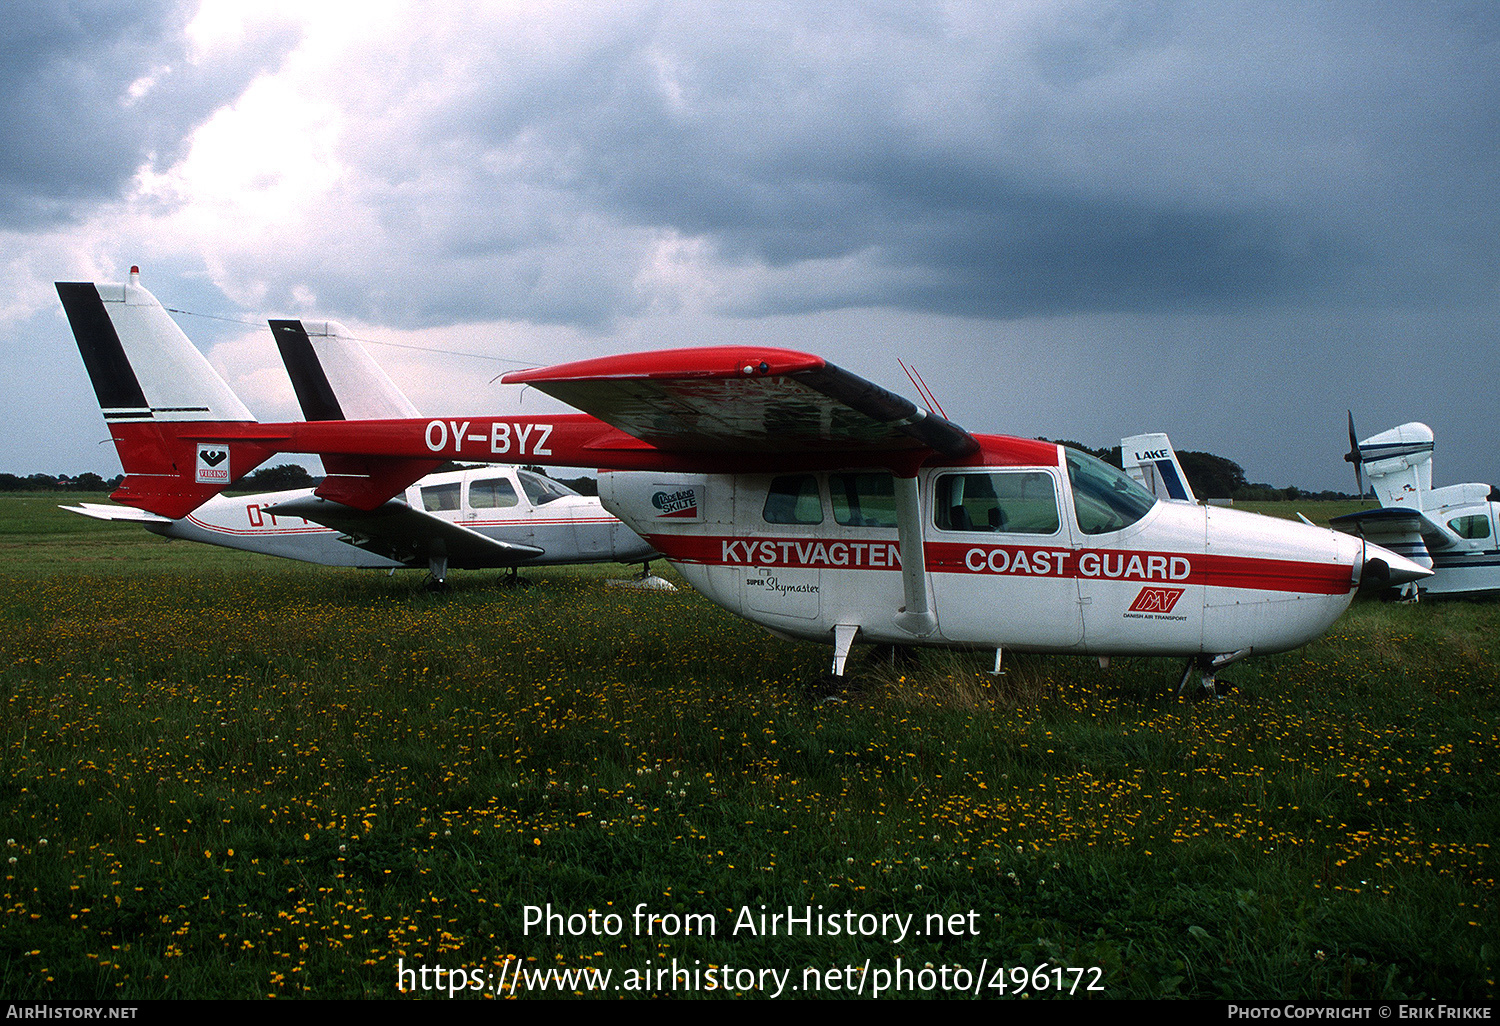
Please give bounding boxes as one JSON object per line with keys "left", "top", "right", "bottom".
{"left": 4, "top": 0, "right": 1496, "bottom": 491}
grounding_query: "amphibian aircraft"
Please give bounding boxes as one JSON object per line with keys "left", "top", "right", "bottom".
{"left": 57, "top": 272, "right": 1428, "bottom": 693}
{"left": 58, "top": 272, "right": 656, "bottom": 584}
{"left": 1330, "top": 417, "right": 1500, "bottom": 598}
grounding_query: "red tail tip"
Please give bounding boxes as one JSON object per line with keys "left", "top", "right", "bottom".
{"left": 130, "top": 265, "right": 140, "bottom": 274}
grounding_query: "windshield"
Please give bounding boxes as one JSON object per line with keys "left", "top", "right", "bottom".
{"left": 1065, "top": 448, "right": 1157, "bottom": 535}
{"left": 517, "top": 471, "right": 579, "bottom": 506}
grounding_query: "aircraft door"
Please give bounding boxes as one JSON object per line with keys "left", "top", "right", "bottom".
{"left": 1061, "top": 448, "right": 1204, "bottom": 655}
{"left": 517, "top": 470, "right": 582, "bottom": 556}
{"left": 926, "top": 469, "right": 1084, "bottom": 649}
{"left": 742, "top": 474, "right": 824, "bottom": 622}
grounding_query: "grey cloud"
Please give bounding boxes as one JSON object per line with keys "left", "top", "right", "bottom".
{"left": 171, "top": 1, "right": 1496, "bottom": 334}
{"left": 376, "top": 1, "right": 1496, "bottom": 322}
{"left": 0, "top": 0, "right": 300, "bottom": 227}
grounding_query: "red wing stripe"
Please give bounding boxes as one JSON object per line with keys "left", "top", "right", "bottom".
{"left": 646, "top": 534, "right": 1353, "bottom": 596}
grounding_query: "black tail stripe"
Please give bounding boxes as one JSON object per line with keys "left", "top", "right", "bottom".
{"left": 57, "top": 282, "right": 149, "bottom": 412}
{"left": 270, "top": 319, "right": 345, "bottom": 421}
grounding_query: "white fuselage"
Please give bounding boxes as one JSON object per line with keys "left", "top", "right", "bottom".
{"left": 1418, "top": 500, "right": 1500, "bottom": 598}
{"left": 598, "top": 449, "right": 1368, "bottom": 658}
{"left": 149, "top": 467, "right": 655, "bottom": 570}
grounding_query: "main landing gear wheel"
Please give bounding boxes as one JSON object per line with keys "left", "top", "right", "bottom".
{"left": 425, "top": 554, "right": 449, "bottom": 592}
{"left": 499, "top": 567, "right": 532, "bottom": 589}
{"left": 1177, "top": 655, "right": 1239, "bottom": 700}
{"left": 807, "top": 624, "right": 862, "bottom": 704}
{"left": 806, "top": 672, "right": 853, "bottom": 704}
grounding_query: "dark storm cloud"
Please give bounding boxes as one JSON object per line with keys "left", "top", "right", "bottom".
{"left": 0, "top": 0, "right": 299, "bottom": 227}
{"left": 350, "top": 0, "right": 1496, "bottom": 324}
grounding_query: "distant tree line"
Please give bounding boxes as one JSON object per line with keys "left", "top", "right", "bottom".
{"left": 1048, "top": 441, "right": 1357, "bottom": 502}
{"left": 223, "top": 464, "right": 320, "bottom": 493}
{"left": 0, "top": 472, "right": 125, "bottom": 492}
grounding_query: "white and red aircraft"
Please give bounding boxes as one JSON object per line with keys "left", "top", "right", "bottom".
{"left": 58, "top": 274, "right": 656, "bottom": 584}
{"left": 1331, "top": 417, "right": 1500, "bottom": 598}
{"left": 60, "top": 464, "right": 652, "bottom": 584}
{"left": 58, "top": 271, "right": 1428, "bottom": 693}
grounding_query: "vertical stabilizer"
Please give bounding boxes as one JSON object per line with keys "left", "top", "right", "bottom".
{"left": 270, "top": 319, "right": 419, "bottom": 421}
{"left": 268, "top": 318, "right": 436, "bottom": 509}
{"left": 1121, "top": 433, "right": 1197, "bottom": 503}
{"left": 58, "top": 269, "right": 274, "bottom": 517}
{"left": 1357, "top": 423, "right": 1434, "bottom": 510}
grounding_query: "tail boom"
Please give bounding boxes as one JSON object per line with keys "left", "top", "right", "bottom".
{"left": 105, "top": 421, "right": 283, "bottom": 518}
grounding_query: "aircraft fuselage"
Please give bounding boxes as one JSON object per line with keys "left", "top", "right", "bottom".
{"left": 143, "top": 466, "right": 655, "bottom": 570}
{"left": 599, "top": 439, "right": 1369, "bottom": 658}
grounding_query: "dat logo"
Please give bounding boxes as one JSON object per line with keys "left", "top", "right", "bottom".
{"left": 1128, "top": 586, "right": 1186, "bottom": 614}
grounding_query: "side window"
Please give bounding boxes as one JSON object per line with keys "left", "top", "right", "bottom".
{"left": 1448, "top": 514, "right": 1492, "bottom": 540}
{"left": 470, "top": 476, "right": 519, "bottom": 509}
{"left": 830, "top": 473, "right": 898, "bottom": 528}
{"left": 763, "top": 475, "right": 824, "bottom": 525}
{"left": 420, "top": 482, "right": 461, "bottom": 512}
{"left": 934, "top": 472, "right": 1060, "bottom": 534}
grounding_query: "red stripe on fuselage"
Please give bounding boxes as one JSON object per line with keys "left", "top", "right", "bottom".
{"left": 645, "top": 534, "right": 1353, "bottom": 596}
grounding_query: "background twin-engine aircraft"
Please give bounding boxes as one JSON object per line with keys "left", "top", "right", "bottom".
{"left": 59, "top": 280, "right": 657, "bottom": 584}
{"left": 58, "top": 271, "right": 1428, "bottom": 693}
{"left": 1331, "top": 417, "right": 1500, "bottom": 598}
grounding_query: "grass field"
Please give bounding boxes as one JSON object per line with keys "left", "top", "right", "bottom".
{"left": 1, "top": 494, "right": 1494, "bottom": 1000}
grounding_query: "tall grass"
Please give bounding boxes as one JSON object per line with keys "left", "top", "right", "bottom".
{"left": 0, "top": 496, "right": 1494, "bottom": 998}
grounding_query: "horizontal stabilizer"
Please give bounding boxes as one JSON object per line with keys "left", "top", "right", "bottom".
{"left": 315, "top": 455, "right": 446, "bottom": 511}
{"left": 59, "top": 502, "right": 173, "bottom": 524}
{"left": 266, "top": 496, "right": 546, "bottom": 568}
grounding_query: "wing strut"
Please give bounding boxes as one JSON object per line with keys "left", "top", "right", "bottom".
{"left": 892, "top": 473, "right": 936, "bottom": 637}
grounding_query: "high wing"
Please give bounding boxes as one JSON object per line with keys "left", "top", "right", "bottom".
{"left": 1329, "top": 506, "right": 1461, "bottom": 571}
{"left": 503, "top": 347, "right": 980, "bottom": 466}
{"left": 265, "top": 495, "right": 544, "bottom": 569}
{"left": 505, "top": 347, "right": 987, "bottom": 639}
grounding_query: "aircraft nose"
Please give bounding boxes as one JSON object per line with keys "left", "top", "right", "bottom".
{"left": 1357, "top": 539, "right": 1433, "bottom": 591}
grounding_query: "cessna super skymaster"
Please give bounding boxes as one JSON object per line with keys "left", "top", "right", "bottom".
{"left": 57, "top": 271, "right": 1429, "bottom": 693}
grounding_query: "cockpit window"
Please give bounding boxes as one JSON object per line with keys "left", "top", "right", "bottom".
{"left": 934, "top": 472, "right": 1060, "bottom": 534}
{"left": 830, "top": 473, "right": 898, "bottom": 528}
{"left": 763, "top": 475, "right": 824, "bottom": 525}
{"left": 470, "top": 476, "right": 519, "bottom": 509}
{"left": 518, "top": 471, "right": 578, "bottom": 506}
{"left": 1066, "top": 448, "right": 1157, "bottom": 535}
{"left": 420, "top": 482, "right": 461, "bottom": 512}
